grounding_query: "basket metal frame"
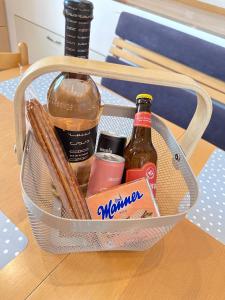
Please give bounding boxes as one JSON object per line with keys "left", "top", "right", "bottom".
{"left": 14, "top": 57, "right": 211, "bottom": 252}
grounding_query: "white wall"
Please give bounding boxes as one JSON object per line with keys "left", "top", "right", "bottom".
{"left": 200, "top": 0, "right": 225, "bottom": 8}
{"left": 5, "top": 0, "right": 225, "bottom": 62}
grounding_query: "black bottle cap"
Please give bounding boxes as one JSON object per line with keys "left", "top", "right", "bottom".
{"left": 64, "top": 0, "right": 93, "bottom": 20}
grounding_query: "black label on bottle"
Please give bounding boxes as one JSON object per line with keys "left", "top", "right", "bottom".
{"left": 55, "top": 126, "right": 97, "bottom": 162}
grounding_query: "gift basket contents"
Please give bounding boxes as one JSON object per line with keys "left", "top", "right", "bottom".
{"left": 16, "top": 0, "right": 212, "bottom": 253}
{"left": 26, "top": 92, "right": 160, "bottom": 221}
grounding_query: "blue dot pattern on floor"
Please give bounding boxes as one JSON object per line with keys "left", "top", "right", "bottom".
{"left": 187, "top": 149, "right": 225, "bottom": 244}
{"left": 0, "top": 77, "right": 20, "bottom": 100}
{"left": 0, "top": 72, "right": 134, "bottom": 107}
{"left": 0, "top": 75, "right": 224, "bottom": 245}
{"left": 0, "top": 211, "right": 28, "bottom": 269}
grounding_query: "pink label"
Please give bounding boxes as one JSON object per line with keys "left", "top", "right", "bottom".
{"left": 126, "top": 162, "right": 157, "bottom": 196}
{"left": 134, "top": 112, "right": 151, "bottom": 128}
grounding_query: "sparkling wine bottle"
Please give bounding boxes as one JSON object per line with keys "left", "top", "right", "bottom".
{"left": 47, "top": 0, "right": 101, "bottom": 196}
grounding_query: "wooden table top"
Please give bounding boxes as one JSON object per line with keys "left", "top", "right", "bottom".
{"left": 0, "top": 68, "right": 224, "bottom": 300}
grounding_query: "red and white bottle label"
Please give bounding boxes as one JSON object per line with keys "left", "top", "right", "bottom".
{"left": 126, "top": 162, "right": 157, "bottom": 197}
{"left": 134, "top": 112, "right": 151, "bottom": 128}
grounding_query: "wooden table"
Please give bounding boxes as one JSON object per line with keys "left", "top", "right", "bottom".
{"left": 0, "top": 68, "right": 224, "bottom": 300}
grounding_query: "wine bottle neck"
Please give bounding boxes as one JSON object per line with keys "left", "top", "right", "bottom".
{"left": 64, "top": 0, "right": 93, "bottom": 59}
{"left": 64, "top": 19, "right": 91, "bottom": 58}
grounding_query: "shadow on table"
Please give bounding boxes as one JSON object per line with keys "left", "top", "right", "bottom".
{"left": 43, "top": 239, "right": 165, "bottom": 286}
{"left": 40, "top": 221, "right": 215, "bottom": 289}
{"left": 119, "top": 222, "right": 207, "bottom": 299}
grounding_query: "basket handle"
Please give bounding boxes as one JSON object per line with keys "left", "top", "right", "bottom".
{"left": 14, "top": 56, "right": 212, "bottom": 164}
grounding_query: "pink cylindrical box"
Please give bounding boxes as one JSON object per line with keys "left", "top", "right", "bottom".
{"left": 87, "top": 152, "right": 125, "bottom": 197}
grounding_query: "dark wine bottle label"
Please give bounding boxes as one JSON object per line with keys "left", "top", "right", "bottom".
{"left": 55, "top": 126, "right": 97, "bottom": 162}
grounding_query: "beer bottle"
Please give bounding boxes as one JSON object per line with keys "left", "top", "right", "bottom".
{"left": 124, "top": 94, "right": 157, "bottom": 196}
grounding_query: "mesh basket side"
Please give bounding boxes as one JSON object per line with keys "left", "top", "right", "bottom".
{"left": 21, "top": 108, "right": 198, "bottom": 253}
{"left": 25, "top": 207, "right": 176, "bottom": 253}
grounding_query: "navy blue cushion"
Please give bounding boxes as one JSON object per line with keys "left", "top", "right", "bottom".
{"left": 116, "top": 12, "right": 225, "bottom": 81}
{"left": 102, "top": 56, "right": 225, "bottom": 150}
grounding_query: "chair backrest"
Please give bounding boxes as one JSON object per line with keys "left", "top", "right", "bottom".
{"left": 0, "top": 42, "right": 29, "bottom": 71}
{"left": 110, "top": 37, "right": 225, "bottom": 102}
{"left": 101, "top": 12, "right": 225, "bottom": 150}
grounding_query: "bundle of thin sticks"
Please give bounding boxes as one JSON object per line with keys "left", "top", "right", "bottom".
{"left": 26, "top": 99, "right": 91, "bottom": 219}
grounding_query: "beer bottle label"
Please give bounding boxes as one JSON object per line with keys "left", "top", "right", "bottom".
{"left": 55, "top": 126, "right": 97, "bottom": 162}
{"left": 134, "top": 112, "right": 151, "bottom": 128}
{"left": 126, "top": 162, "right": 157, "bottom": 197}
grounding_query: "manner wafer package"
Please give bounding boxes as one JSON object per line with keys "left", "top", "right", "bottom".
{"left": 86, "top": 178, "right": 160, "bottom": 220}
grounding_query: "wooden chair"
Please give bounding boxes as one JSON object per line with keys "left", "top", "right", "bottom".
{"left": 0, "top": 42, "right": 29, "bottom": 71}
{"left": 110, "top": 37, "right": 225, "bottom": 104}
{"left": 101, "top": 12, "right": 225, "bottom": 150}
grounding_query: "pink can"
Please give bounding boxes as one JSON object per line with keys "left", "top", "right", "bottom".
{"left": 87, "top": 152, "right": 125, "bottom": 197}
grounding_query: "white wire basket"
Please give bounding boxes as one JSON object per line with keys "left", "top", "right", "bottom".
{"left": 14, "top": 57, "right": 212, "bottom": 253}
